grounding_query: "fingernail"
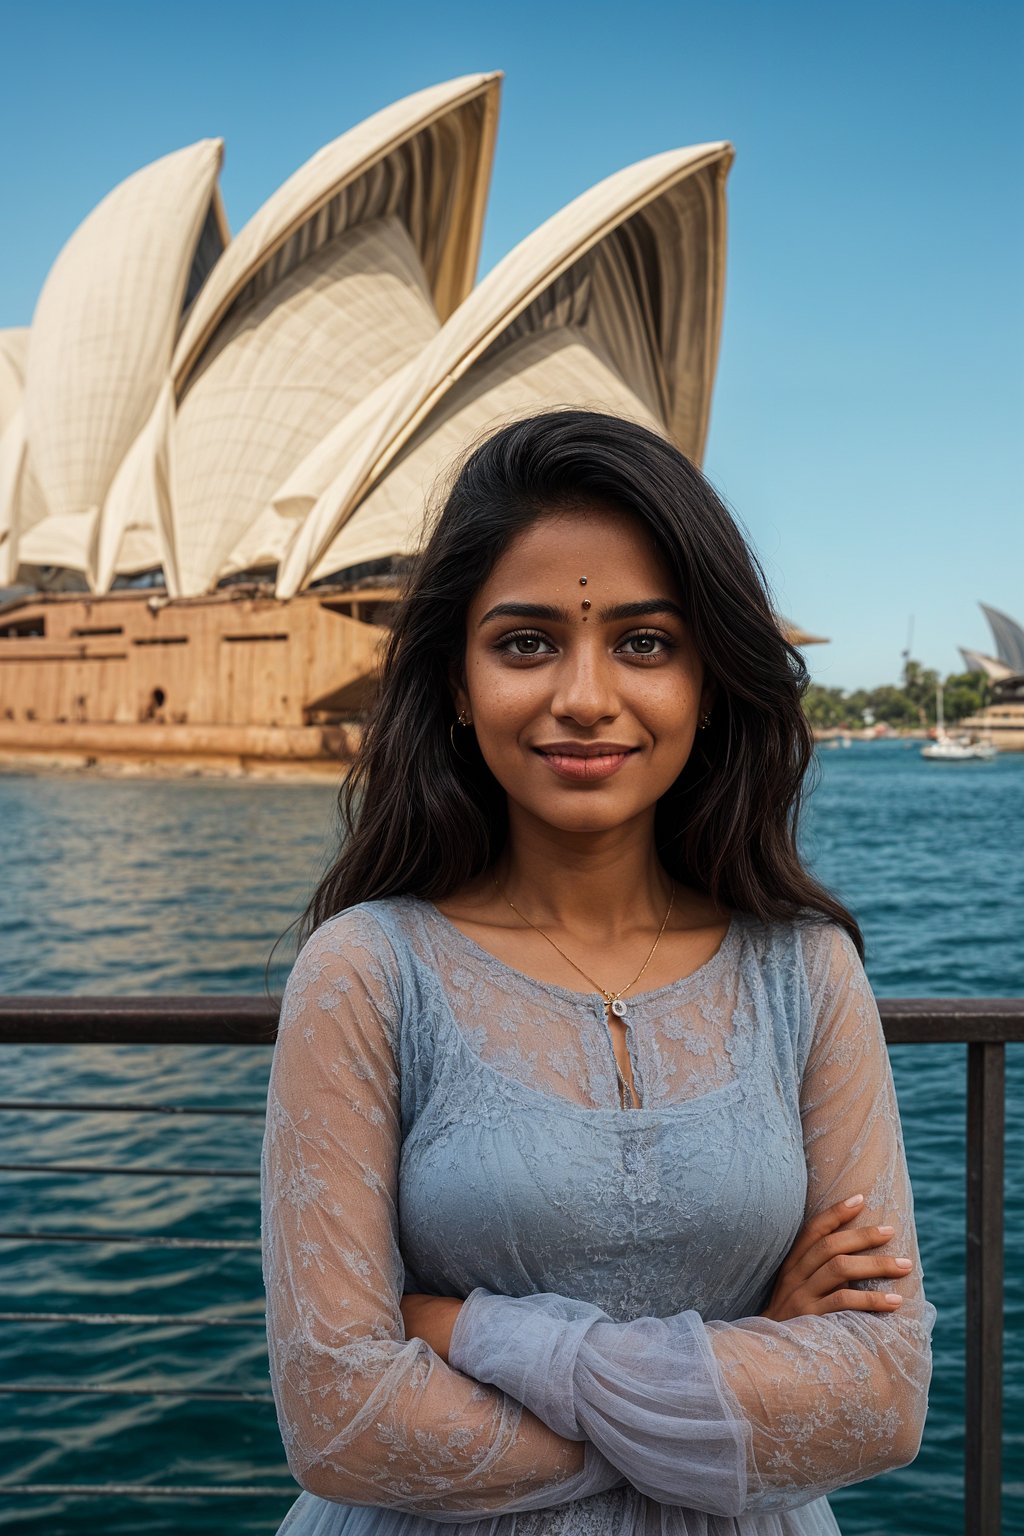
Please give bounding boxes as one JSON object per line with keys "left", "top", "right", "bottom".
{"left": 844, "top": 1194, "right": 864, "bottom": 1207}
{"left": 896, "top": 1258, "right": 913, "bottom": 1269}
{"left": 878, "top": 1225, "right": 895, "bottom": 1236}
{"left": 885, "top": 1293, "right": 904, "bottom": 1304}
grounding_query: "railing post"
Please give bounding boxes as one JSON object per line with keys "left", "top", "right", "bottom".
{"left": 965, "top": 1041, "right": 1004, "bottom": 1536}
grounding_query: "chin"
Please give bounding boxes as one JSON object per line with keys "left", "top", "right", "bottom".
{"left": 521, "top": 795, "right": 647, "bottom": 835}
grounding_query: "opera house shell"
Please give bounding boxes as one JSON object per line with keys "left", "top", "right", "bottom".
{"left": 0, "top": 72, "right": 817, "bottom": 771}
{"left": 958, "top": 603, "right": 1024, "bottom": 751}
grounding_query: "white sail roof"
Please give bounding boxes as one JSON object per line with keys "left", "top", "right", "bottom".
{"left": 0, "top": 410, "right": 50, "bottom": 585}
{"left": 166, "top": 74, "right": 501, "bottom": 597}
{"left": 0, "top": 330, "right": 29, "bottom": 434}
{"left": 20, "top": 140, "right": 226, "bottom": 582}
{"left": 959, "top": 647, "right": 1014, "bottom": 682}
{"left": 0, "top": 335, "right": 33, "bottom": 583}
{"left": 0, "top": 417, "right": 23, "bottom": 586}
{"left": 93, "top": 382, "right": 175, "bottom": 590}
{"left": 6, "top": 86, "right": 742, "bottom": 615}
{"left": 981, "top": 603, "right": 1024, "bottom": 675}
{"left": 308, "top": 333, "right": 663, "bottom": 578}
{"left": 274, "top": 140, "right": 732, "bottom": 596}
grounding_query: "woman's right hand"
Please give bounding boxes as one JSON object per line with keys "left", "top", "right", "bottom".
{"left": 760, "top": 1193, "right": 915, "bottom": 1323}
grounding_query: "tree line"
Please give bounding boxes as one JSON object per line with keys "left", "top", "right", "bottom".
{"left": 802, "top": 660, "right": 990, "bottom": 730}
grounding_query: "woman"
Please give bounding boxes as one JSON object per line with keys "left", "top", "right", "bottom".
{"left": 261, "top": 409, "right": 935, "bottom": 1535}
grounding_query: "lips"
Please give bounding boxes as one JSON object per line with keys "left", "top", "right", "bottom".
{"left": 533, "top": 744, "right": 639, "bottom": 782}
{"left": 534, "top": 743, "right": 639, "bottom": 758}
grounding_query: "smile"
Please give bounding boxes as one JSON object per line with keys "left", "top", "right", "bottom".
{"left": 533, "top": 746, "right": 639, "bottom": 782}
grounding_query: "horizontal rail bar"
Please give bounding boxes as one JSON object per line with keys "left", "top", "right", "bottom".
{"left": 879, "top": 997, "right": 1024, "bottom": 1044}
{"left": 0, "top": 1160, "right": 258, "bottom": 1178}
{"left": 0, "top": 1309, "right": 264, "bottom": 1327}
{"left": 0, "top": 995, "right": 279, "bottom": 1045}
{"left": 1, "top": 994, "right": 1022, "bottom": 1045}
{"left": 0, "top": 1098, "right": 265, "bottom": 1116}
{"left": 0, "top": 1482, "right": 295, "bottom": 1498}
{"left": 0, "top": 1382, "right": 273, "bottom": 1402}
{"left": 0, "top": 1229, "right": 259, "bottom": 1250}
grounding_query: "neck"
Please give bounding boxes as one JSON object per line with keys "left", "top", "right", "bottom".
{"left": 496, "top": 804, "right": 672, "bottom": 942}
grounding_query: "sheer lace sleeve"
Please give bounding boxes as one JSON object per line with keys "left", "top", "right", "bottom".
{"left": 261, "top": 907, "right": 623, "bottom": 1518}
{"left": 703, "top": 921, "right": 936, "bottom": 1507}
{"left": 448, "top": 922, "right": 936, "bottom": 1517}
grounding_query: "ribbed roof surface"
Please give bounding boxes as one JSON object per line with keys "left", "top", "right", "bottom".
{"left": 94, "top": 382, "right": 174, "bottom": 590}
{"left": 959, "top": 647, "right": 1014, "bottom": 682}
{"left": 0, "top": 330, "right": 29, "bottom": 434}
{"left": 275, "top": 141, "right": 732, "bottom": 596}
{"left": 6, "top": 85, "right": 749, "bottom": 624}
{"left": 0, "top": 411, "right": 50, "bottom": 585}
{"left": 172, "top": 74, "right": 500, "bottom": 392}
{"left": 165, "top": 75, "right": 501, "bottom": 596}
{"left": 981, "top": 603, "right": 1024, "bottom": 674}
{"left": 306, "top": 331, "right": 662, "bottom": 580}
{"left": 23, "top": 139, "right": 226, "bottom": 556}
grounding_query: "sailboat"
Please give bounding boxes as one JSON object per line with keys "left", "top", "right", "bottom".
{"left": 921, "top": 683, "right": 998, "bottom": 761}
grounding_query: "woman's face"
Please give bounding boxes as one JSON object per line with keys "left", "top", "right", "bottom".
{"left": 454, "top": 506, "right": 714, "bottom": 835}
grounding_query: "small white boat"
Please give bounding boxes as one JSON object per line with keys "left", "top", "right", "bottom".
{"left": 922, "top": 736, "right": 998, "bottom": 761}
{"left": 921, "top": 684, "right": 998, "bottom": 760}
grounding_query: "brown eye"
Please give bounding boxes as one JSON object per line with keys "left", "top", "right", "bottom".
{"left": 494, "top": 629, "right": 555, "bottom": 658}
{"left": 617, "top": 630, "right": 673, "bottom": 658}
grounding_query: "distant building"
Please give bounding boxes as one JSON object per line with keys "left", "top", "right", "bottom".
{"left": 0, "top": 74, "right": 816, "bottom": 773}
{"left": 958, "top": 604, "right": 1024, "bottom": 751}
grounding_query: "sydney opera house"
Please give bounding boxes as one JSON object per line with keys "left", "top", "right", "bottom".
{"left": 958, "top": 603, "right": 1024, "bottom": 750}
{"left": 0, "top": 72, "right": 815, "bottom": 771}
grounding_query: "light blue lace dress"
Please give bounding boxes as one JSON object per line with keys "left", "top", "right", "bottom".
{"left": 260, "top": 895, "right": 935, "bottom": 1535}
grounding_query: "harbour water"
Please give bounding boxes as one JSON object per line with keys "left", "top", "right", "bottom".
{"left": 0, "top": 739, "right": 1020, "bottom": 1534}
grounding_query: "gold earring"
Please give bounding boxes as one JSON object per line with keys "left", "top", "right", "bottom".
{"left": 449, "top": 710, "right": 471, "bottom": 753}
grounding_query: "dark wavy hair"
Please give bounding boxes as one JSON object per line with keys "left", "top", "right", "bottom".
{"left": 296, "top": 408, "right": 863, "bottom": 959}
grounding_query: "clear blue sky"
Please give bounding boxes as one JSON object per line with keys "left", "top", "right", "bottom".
{"left": 1, "top": 0, "right": 1020, "bottom": 689}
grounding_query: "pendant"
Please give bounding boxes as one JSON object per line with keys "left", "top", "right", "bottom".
{"left": 610, "top": 998, "right": 628, "bottom": 1018}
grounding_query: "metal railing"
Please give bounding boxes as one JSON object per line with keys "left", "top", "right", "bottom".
{"left": 0, "top": 995, "right": 1019, "bottom": 1534}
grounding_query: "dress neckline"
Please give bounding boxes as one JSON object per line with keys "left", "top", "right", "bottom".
{"left": 411, "top": 894, "right": 743, "bottom": 1010}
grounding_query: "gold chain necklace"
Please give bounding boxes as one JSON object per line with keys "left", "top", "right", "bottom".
{"left": 491, "top": 873, "right": 675, "bottom": 1108}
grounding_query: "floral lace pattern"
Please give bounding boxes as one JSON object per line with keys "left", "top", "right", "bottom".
{"left": 261, "top": 895, "right": 935, "bottom": 1535}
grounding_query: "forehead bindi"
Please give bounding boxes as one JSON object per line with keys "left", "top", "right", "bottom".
{"left": 474, "top": 512, "right": 677, "bottom": 616}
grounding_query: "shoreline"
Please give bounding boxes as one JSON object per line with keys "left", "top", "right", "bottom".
{"left": 0, "top": 725, "right": 996, "bottom": 782}
{"left": 812, "top": 726, "right": 931, "bottom": 741}
{"left": 0, "top": 751, "right": 347, "bottom": 784}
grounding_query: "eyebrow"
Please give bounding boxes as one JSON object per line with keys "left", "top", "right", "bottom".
{"left": 477, "top": 598, "right": 687, "bottom": 627}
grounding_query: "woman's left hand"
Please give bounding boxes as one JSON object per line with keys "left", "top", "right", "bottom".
{"left": 400, "top": 1292, "right": 464, "bottom": 1363}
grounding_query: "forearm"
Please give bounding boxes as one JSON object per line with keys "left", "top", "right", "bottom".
{"left": 704, "top": 1298, "right": 935, "bottom": 1511}
{"left": 272, "top": 1323, "right": 625, "bottom": 1518}
{"left": 448, "top": 1289, "right": 752, "bottom": 1517}
{"left": 448, "top": 1285, "right": 934, "bottom": 1516}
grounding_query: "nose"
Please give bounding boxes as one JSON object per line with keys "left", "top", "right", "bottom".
{"left": 548, "top": 637, "right": 620, "bottom": 727}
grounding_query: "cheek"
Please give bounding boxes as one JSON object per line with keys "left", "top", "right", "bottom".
{"left": 631, "top": 669, "right": 700, "bottom": 730}
{"left": 469, "top": 658, "right": 541, "bottom": 721}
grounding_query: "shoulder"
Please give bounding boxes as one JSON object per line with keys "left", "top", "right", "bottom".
{"left": 726, "top": 906, "right": 863, "bottom": 983}
{"left": 790, "top": 915, "right": 868, "bottom": 1009}
{"left": 732, "top": 906, "right": 856, "bottom": 978}
{"left": 733, "top": 911, "right": 870, "bottom": 1078}
{"left": 283, "top": 898, "right": 413, "bottom": 1019}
